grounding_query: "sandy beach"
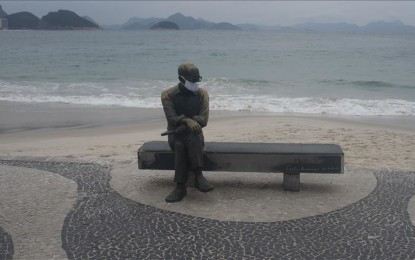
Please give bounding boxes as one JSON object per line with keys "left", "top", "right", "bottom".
{"left": 1, "top": 101, "right": 414, "bottom": 170}
{"left": 1, "top": 101, "right": 414, "bottom": 223}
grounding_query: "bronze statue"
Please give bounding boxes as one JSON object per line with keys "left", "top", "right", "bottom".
{"left": 161, "top": 62, "right": 214, "bottom": 203}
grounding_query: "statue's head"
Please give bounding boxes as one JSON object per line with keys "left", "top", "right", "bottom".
{"left": 178, "top": 62, "right": 202, "bottom": 83}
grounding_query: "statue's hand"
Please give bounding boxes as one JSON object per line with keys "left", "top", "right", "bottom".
{"left": 183, "top": 118, "right": 202, "bottom": 134}
{"left": 175, "top": 125, "right": 187, "bottom": 135}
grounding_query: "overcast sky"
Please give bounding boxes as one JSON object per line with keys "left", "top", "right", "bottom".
{"left": 2, "top": 1, "right": 415, "bottom": 26}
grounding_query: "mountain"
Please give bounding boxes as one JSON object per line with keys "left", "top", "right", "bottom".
{"left": 281, "top": 21, "right": 415, "bottom": 33}
{"left": 164, "top": 13, "right": 241, "bottom": 30}
{"left": 238, "top": 20, "right": 415, "bottom": 33}
{"left": 150, "top": 21, "right": 179, "bottom": 30}
{"left": 7, "top": 12, "right": 40, "bottom": 29}
{"left": 83, "top": 16, "right": 99, "bottom": 26}
{"left": 121, "top": 16, "right": 163, "bottom": 30}
{"left": 0, "top": 5, "right": 7, "bottom": 18}
{"left": 1, "top": 6, "right": 415, "bottom": 33}
{"left": 360, "top": 20, "right": 415, "bottom": 33}
{"left": 119, "top": 13, "right": 415, "bottom": 32}
{"left": 39, "top": 10, "right": 99, "bottom": 30}
{"left": 118, "top": 12, "right": 241, "bottom": 30}
{"left": 210, "top": 22, "right": 241, "bottom": 30}
{"left": 165, "top": 12, "right": 207, "bottom": 30}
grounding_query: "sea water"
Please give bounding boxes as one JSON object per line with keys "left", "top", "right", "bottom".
{"left": 0, "top": 30, "right": 414, "bottom": 116}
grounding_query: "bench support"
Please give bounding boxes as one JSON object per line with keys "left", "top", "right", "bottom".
{"left": 283, "top": 172, "right": 300, "bottom": 192}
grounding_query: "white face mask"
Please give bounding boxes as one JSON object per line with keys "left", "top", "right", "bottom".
{"left": 180, "top": 76, "right": 199, "bottom": 92}
{"left": 184, "top": 81, "right": 199, "bottom": 92}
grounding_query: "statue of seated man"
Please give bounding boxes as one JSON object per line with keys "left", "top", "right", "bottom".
{"left": 161, "top": 62, "right": 214, "bottom": 203}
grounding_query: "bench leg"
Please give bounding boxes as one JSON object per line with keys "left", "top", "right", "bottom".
{"left": 283, "top": 172, "right": 300, "bottom": 192}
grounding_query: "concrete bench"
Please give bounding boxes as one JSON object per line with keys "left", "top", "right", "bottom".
{"left": 137, "top": 141, "right": 344, "bottom": 192}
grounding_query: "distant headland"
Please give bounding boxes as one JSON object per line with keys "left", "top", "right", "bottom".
{"left": 121, "top": 12, "right": 241, "bottom": 31}
{"left": 1, "top": 5, "right": 415, "bottom": 33}
{"left": 1, "top": 6, "right": 98, "bottom": 30}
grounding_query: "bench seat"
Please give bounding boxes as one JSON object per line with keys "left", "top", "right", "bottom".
{"left": 138, "top": 141, "right": 344, "bottom": 191}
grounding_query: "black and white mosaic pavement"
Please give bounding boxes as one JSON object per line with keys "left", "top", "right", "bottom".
{"left": 0, "top": 226, "right": 13, "bottom": 260}
{"left": 1, "top": 159, "right": 415, "bottom": 259}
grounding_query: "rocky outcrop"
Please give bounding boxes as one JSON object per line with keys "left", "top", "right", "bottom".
{"left": 0, "top": 5, "right": 8, "bottom": 30}
{"left": 0, "top": 5, "right": 7, "bottom": 18}
{"left": 119, "top": 12, "right": 241, "bottom": 31}
{"left": 39, "top": 10, "right": 99, "bottom": 30}
{"left": 209, "top": 22, "right": 241, "bottom": 30}
{"left": 7, "top": 12, "right": 40, "bottom": 29}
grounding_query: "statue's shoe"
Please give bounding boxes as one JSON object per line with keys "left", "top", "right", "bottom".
{"left": 195, "top": 175, "right": 214, "bottom": 192}
{"left": 165, "top": 187, "right": 187, "bottom": 203}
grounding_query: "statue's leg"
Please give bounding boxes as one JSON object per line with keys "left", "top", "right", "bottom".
{"left": 168, "top": 134, "right": 189, "bottom": 183}
{"left": 173, "top": 140, "right": 189, "bottom": 183}
{"left": 165, "top": 135, "right": 188, "bottom": 203}
{"left": 186, "top": 133, "right": 214, "bottom": 192}
{"left": 185, "top": 133, "right": 204, "bottom": 170}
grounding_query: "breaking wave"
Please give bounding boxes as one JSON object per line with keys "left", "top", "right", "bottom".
{"left": 1, "top": 93, "right": 414, "bottom": 116}
{"left": 1, "top": 79, "right": 414, "bottom": 116}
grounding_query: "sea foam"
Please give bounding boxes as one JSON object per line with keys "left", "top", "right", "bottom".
{"left": 1, "top": 78, "right": 414, "bottom": 116}
{"left": 1, "top": 92, "right": 414, "bottom": 116}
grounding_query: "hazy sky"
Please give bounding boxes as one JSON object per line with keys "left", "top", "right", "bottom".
{"left": 2, "top": 1, "right": 415, "bottom": 26}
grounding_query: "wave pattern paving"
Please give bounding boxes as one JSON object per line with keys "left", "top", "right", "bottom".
{"left": 0, "top": 160, "right": 414, "bottom": 259}
{"left": 0, "top": 227, "right": 14, "bottom": 260}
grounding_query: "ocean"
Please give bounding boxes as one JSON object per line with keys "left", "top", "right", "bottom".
{"left": 1, "top": 30, "right": 414, "bottom": 116}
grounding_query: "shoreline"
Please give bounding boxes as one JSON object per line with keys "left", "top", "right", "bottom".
{"left": 1, "top": 101, "right": 414, "bottom": 134}
{"left": 0, "top": 101, "right": 414, "bottom": 171}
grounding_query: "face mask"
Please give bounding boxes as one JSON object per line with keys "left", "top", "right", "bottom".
{"left": 180, "top": 76, "right": 199, "bottom": 92}
{"left": 184, "top": 81, "right": 199, "bottom": 92}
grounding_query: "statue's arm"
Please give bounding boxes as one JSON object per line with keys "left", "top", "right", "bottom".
{"left": 192, "top": 89, "right": 209, "bottom": 128}
{"left": 161, "top": 89, "right": 185, "bottom": 127}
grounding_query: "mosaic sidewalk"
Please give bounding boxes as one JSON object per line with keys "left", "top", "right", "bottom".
{"left": 0, "top": 160, "right": 414, "bottom": 259}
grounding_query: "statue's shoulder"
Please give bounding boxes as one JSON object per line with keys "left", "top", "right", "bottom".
{"left": 198, "top": 87, "right": 209, "bottom": 97}
{"left": 161, "top": 84, "right": 180, "bottom": 99}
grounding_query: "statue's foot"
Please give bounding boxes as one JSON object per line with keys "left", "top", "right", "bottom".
{"left": 195, "top": 175, "right": 214, "bottom": 193}
{"left": 165, "top": 186, "right": 187, "bottom": 203}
